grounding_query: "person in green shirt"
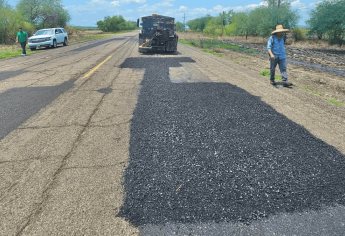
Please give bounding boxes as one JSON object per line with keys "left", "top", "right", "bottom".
{"left": 16, "top": 27, "right": 28, "bottom": 56}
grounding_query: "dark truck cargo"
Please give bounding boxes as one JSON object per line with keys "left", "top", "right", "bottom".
{"left": 137, "top": 14, "right": 178, "bottom": 53}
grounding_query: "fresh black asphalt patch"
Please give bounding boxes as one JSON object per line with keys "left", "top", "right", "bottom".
{"left": 0, "top": 79, "right": 74, "bottom": 139}
{"left": 71, "top": 37, "right": 126, "bottom": 52}
{"left": 119, "top": 57, "right": 345, "bottom": 231}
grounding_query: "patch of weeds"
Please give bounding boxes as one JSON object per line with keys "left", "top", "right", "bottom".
{"left": 302, "top": 86, "right": 322, "bottom": 97}
{"left": 179, "top": 39, "right": 198, "bottom": 47}
{"left": 202, "top": 49, "right": 223, "bottom": 57}
{"left": 259, "top": 69, "right": 282, "bottom": 81}
{"left": 260, "top": 69, "right": 270, "bottom": 77}
{"left": 179, "top": 38, "right": 259, "bottom": 55}
{"left": 302, "top": 86, "right": 344, "bottom": 107}
{"left": 0, "top": 46, "right": 36, "bottom": 59}
{"left": 327, "top": 98, "right": 344, "bottom": 107}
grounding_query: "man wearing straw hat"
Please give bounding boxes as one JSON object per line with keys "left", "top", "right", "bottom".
{"left": 267, "top": 24, "right": 292, "bottom": 87}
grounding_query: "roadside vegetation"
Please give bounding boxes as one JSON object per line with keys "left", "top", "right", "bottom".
{"left": 0, "top": 0, "right": 69, "bottom": 59}
{"left": 0, "top": 0, "right": 136, "bottom": 59}
{"left": 97, "top": 15, "right": 137, "bottom": 32}
{"left": 0, "top": 45, "right": 37, "bottom": 59}
{"left": 177, "top": 0, "right": 345, "bottom": 46}
{"left": 308, "top": 0, "right": 345, "bottom": 46}
{"left": 177, "top": 0, "right": 345, "bottom": 109}
{"left": 260, "top": 69, "right": 282, "bottom": 81}
{"left": 0, "top": 0, "right": 69, "bottom": 44}
{"left": 179, "top": 38, "right": 259, "bottom": 56}
{"left": 178, "top": 0, "right": 298, "bottom": 38}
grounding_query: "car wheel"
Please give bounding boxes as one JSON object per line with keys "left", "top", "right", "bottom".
{"left": 63, "top": 38, "right": 68, "bottom": 46}
{"left": 30, "top": 47, "right": 36, "bottom": 51}
{"left": 53, "top": 40, "right": 57, "bottom": 48}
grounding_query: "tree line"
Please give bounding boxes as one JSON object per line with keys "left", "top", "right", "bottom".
{"left": 96, "top": 16, "right": 137, "bottom": 32}
{"left": 179, "top": 0, "right": 345, "bottom": 46}
{"left": 308, "top": 0, "right": 345, "bottom": 45}
{"left": 0, "top": 0, "right": 69, "bottom": 43}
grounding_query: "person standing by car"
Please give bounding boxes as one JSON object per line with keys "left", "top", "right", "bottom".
{"left": 16, "top": 27, "right": 28, "bottom": 56}
{"left": 267, "top": 25, "right": 292, "bottom": 87}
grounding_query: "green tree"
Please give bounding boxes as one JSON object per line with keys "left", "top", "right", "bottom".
{"left": 308, "top": 0, "right": 345, "bottom": 45}
{"left": 97, "top": 15, "right": 136, "bottom": 32}
{"left": 264, "top": 0, "right": 291, "bottom": 7}
{"left": 176, "top": 22, "right": 185, "bottom": 32}
{"left": 203, "top": 16, "right": 223, "bottom": 36}
{"left": 226, "top": 12, "right": 249, "bottom": 38}
{"left": 187, "top": 16, "right": 212, "bottom": 32}
{"left": 0, "top": 0, "right": 8, "bottom": 7}
{"left": 203, "top": 11, "right": 233, "bottom": 36}
{"left": 17, "top": 0, "right": 70, "bottom": 28}
{"left": 247, "top": 4, "right": 298, "bottom": 37}
{"left": 186, "top": 3, "right": 297, "bottom": 38}
{"left": 0, "top": 3, "right": 34, "bottom": 43}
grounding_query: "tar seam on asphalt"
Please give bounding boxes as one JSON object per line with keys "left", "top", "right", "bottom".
{"left": 71, "top": 37, "right": 126, "bottom": 52}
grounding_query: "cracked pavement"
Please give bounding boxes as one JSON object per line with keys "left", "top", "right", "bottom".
{"left": 1, "top": 32, "right": 345, "bottom": 236}
{"left": 1, "top": 32, "right": 139, "bottom": 235}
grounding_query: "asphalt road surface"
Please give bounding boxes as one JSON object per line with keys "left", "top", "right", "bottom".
{"left": 1, "top": 32, "right": 345, "bottom": 236}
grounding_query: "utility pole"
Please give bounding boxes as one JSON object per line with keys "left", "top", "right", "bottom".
{"left": 222, "top": 11, "right": 225, "bottom": 37}
{"left": 183, "top": 13, "right": 186, "bottom": 32}
{"left": 277, "top": 0, "right": 281, "bottom": 24}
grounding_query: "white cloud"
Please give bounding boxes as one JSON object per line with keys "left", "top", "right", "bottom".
{"left": 179, "top": 5, "right": 188, "bottom": 12}
{"left": 66, "top": 0, "right": 313, "bottom": 27}
{"left": 291, "top": 0, "right": 306, "bottom": 9}
{"left": 123, "top": 0, "right": 146, "bottom": 3}
{"left": 111, "top": 1, "right": 120, "bottom": 6}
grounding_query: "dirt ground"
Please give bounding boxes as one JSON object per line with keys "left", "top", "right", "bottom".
{"left": 179, "top": 33, "right": 345, "bottom": 110}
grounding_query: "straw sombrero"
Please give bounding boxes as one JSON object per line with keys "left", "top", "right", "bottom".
{"left": 272, "top": 25, "right": 289, "bottom": 34}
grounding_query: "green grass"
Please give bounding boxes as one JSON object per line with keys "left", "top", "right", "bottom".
{"left": 327, "top": 98, "right": 344, "bottom": 107}
{"left": 302, "top": 86, "right": 344, "bottom": 107}
{"left": 0, "top": 46, "right": 36, "bottom": 59}
{"left": 179, "top": 39, "right": 194, "bottom": 46}
{"left": 179, "top": 38, "right": 259, "bottom": 55}
{"left": 259, "top": 69, "right": 282, "bottom": 81}
{"left": 302, "top": 86, "right": 322, "bottom": 97}
{"left": 202, "top": 49, "right": 224, "bottom": 57}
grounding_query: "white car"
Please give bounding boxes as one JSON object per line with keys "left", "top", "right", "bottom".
{"left": 28, "top": 28, "right": 68, "bottom": 50}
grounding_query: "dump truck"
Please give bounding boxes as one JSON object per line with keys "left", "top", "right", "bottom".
{"left": 137, "top": 14, "right": 178, "bottom": 53}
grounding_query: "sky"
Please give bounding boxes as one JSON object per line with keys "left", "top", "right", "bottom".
{"left": 9, "top": 0, "right": 320, "bottom": 26}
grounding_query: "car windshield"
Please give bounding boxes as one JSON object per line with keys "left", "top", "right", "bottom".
{"left": 35, "top": 29, "right": 53, "bottom": 36}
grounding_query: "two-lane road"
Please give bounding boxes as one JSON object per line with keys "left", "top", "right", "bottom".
{"left": 0, "top": 33, "right": 134, "bottom": 139}
{"left": 1, "top": 32, "right": 345, "bottom": 235}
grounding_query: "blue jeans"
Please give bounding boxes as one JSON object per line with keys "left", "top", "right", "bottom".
{"left": 20, "top": 42, "right": 27, "bottom": 55}
{"left": 270, "top": 57, "right": 288, "bottom": 82}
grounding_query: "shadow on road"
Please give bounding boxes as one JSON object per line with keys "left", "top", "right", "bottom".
{"left": 119, "top": 56, "right": 345, "bottom": 226}
{"left": 0, "top": 69, "right": 26, "bottom": 81}
{"left": 0, "top": 79, "right": 75, "bottom": 139}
